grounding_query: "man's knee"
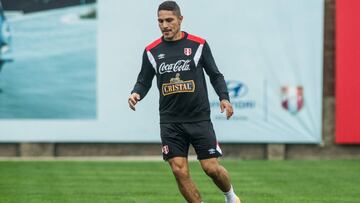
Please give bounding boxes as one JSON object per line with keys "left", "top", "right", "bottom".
{"left": 169, "top": 158, "right": 189, "bottom": 180}
{"left": 202, "top": 164, "right": 221, "bottom": 178}
{"left": 172, "top": 166, "right": 189, "bottom": 180}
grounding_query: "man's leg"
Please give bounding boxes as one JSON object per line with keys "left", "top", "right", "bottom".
{"left": 161, "top": 123, "right": 202, "bottom": 202}
{"left": 168, "top": 157, "right": 202, "bottom": 203}
{"left": 200, "top": 158, "right": 231, "bottom": 192}
{"left": 200, "top": 158, "right": 240, "bottom": 203}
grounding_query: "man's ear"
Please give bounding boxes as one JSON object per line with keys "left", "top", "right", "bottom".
{"left": 178, "top": 15, "right": 183, "bottom": 24}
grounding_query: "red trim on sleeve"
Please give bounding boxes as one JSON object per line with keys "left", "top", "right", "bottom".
{"left": 187, "top": 34, "right": 205, "bottom": 44}
{"left": 146, "top": 38, "right": 162, "bottom": 51}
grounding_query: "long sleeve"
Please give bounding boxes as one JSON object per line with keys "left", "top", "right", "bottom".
{"left": 131, "top": 50, "right": 155, "bottom": 100}
{"left": 200, "top": 42, "right": 230, "bottom": 102}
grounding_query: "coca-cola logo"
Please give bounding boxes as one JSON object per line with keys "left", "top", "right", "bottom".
{"left": 158, "top": 60, "right": 191, "bottom": 74}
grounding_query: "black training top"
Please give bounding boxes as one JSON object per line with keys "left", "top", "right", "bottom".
{"left": 132, "top": 32, "right": 229, "bottom": 123}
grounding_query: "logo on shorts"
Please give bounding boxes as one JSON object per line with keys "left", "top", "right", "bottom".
{"left": 208, "top": 148, "right": 216, "bottom": 155}
{"left": 162, "top": 145, "right": 169, "bottom": 155}
{"left": 184, "top": 48, "right": 192, "bottom": 56}
{"left": 162, "top": 73, "right": 195, "bottom": 96}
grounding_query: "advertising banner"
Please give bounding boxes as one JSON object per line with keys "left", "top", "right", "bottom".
{"left": 0, "top": 0, "right": 323, "bottom": 143}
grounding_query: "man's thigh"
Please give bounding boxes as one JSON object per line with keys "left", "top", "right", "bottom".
{"left": 184, "top": 120, "right": 222, "bottom": 160}
{"left": 160, "top": 123, "right": 190, "bottom": 161}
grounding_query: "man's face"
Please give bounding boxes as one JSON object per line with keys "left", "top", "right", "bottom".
{"left": 158, "top": 10, "right": 183, "bottom": 41}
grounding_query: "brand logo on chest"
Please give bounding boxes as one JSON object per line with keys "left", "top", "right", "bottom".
{"left": 158, "top": 60, "right": 191, "bottom": 74}
{"left": 184, "top": 48, "right": 192, "bottom": 56}
{"left": 157, "top": 54, "right": 165, "bottom": 59}
{"left": 161, "top": 73, "right": 195, "bottom": 96}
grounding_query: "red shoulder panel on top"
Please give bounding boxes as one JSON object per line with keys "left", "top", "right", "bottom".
{"left": 187, "top": 34, "right": 205, "bottom": 44}
{"left": 146, "top": 38, "right": 162, "bottom": 51}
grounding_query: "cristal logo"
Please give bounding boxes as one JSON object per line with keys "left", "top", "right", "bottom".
{"left": 226, "top": 81, "right": 248, "bottom": 98}
{"left": 159, "top": 60, "right": 191, "bottom": 74}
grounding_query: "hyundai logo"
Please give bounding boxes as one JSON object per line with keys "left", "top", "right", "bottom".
{"left": 226, "top": 81, "right": 248, "bottom": 98}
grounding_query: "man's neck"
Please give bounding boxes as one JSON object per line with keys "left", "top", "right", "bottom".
{"left": 164, "top": 31, "right": 183, "bottom": 41}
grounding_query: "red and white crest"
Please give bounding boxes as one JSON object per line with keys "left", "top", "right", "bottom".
{"left": 162, "top": 145, "right": 169, "bottom": 154}
{"left": 184, "top": 48, "right": 192, "bottom": 56}
{"left": 281, "top": 86, "right": 304, "bottom": 114}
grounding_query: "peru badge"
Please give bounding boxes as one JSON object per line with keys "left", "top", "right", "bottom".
{"left": 281, "top": 86, "right": 304, "bottom": 115}
{"left": 184, "top": 48, "right": 192, "bottom": 56}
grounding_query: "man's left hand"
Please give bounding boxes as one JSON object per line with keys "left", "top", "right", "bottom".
{"left": 220, "top": 99, "right": 234, "bottom": 120}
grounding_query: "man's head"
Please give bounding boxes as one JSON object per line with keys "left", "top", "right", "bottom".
{"left": 158, "top": 1, "right": 183, "bottom": 41}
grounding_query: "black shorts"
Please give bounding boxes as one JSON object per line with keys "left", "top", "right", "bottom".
{"left": 160, "top": 120, "right": 222, "bottom": 161}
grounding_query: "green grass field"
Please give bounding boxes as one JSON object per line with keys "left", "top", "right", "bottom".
{"left": 0, "top": 160, "right": 359, "bottom": 203}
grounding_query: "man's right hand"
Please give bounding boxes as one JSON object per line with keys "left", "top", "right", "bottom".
{"left": 128, "top": 93, "right": 140, "bottom": 111}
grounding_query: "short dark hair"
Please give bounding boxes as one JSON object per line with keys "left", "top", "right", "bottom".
{"left": 158, "top": 1, "right": 182, "bottom": 16}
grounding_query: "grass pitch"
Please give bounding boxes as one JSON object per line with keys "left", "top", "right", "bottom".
{"left": 0, "top": 160, "right": 359, "bottom": 203}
